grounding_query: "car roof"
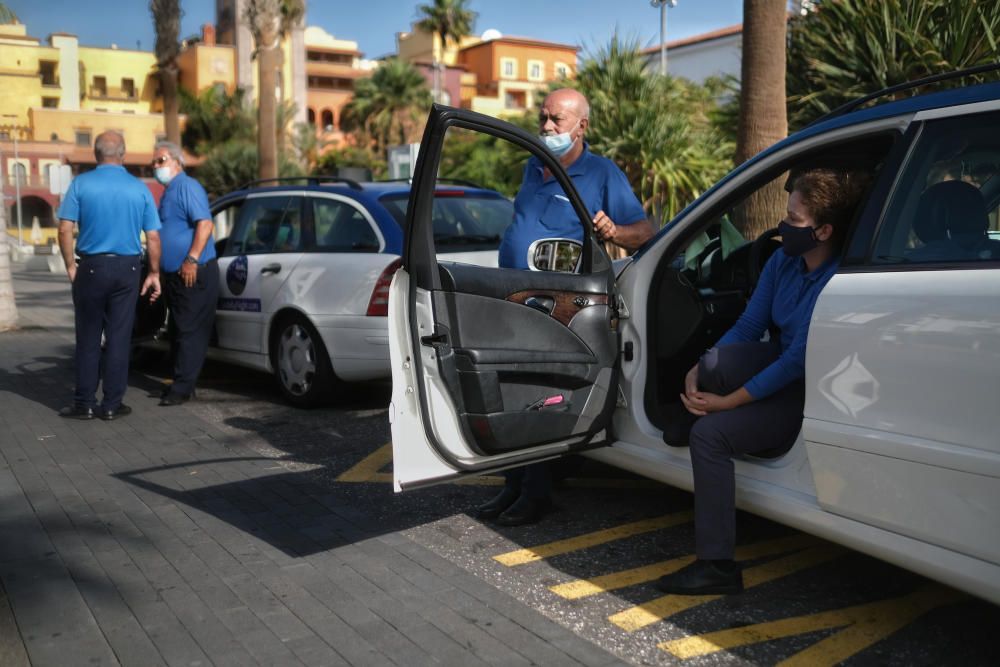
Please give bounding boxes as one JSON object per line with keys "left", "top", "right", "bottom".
{"left": 211, "top": 180, "right": 507, "bottom": 205}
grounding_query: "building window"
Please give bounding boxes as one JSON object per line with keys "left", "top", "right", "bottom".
{"left": 0, "top": 131, "right": 8, "bottom": 141}
{"left": 321, "top": 109, "right": 334, "bottom": 131}
{"left": 528, "top": 60, "right": 543, "bottom": 81}
{"left": 50, "top": 133, "right": 59, "bottom": 141}
{"left": 75, "top": 130, "right": 92, "bottom": 147}
{"left": 11, "top": 163, "right": 27, "bottom": 186}
{"left": 92, "top": 76, "right": 107, "bottom": 97}
{"left": 307, "top": 50, "right": 353, "bottom": 65}
{"left": 500, "top": 58, "right": 517, "bottom": 79}
{"left": 308, "top": 75, "right": 353, "bottom": 91}
{"left": 39, "top": 61, "right": 58, "bottom": 86}
{"left": 505, "top": 90, "right": 526, "bottom": 109}
{"left": 42, "top": 97, "right": 58, "bottom": 108}
{"left": 555, "top": 62, "right": 570, "bottom": 79}
{"left": 121, "top": 78, "right": 135, "bottom": 98}
{"left": 307, "top": 108, "right": 316, "bottom": 126}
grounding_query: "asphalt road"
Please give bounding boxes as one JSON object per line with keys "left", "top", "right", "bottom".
{"left": 144, "top": 356, "right": 1000, "bottom": 667}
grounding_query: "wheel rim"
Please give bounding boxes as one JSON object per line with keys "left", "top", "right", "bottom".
{"left": 277, "top": 323, "right": 316, "bottom": 396}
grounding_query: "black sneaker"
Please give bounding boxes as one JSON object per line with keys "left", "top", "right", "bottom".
{"left": 495, "top": 494, "right": 551, "bottom": 527}
{"left": 655, "top": 559, "right": 743, "bottom": 595}
{"left": 58, "top": 405, "right": 95, "bottom": 420}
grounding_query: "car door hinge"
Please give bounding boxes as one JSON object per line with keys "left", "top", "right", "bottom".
{"left": 616, "top": 294, "right": 630, "bottom": 319}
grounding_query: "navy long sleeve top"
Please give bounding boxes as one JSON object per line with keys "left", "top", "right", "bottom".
{"left": 715, "top": 249, "right": 840, "bottom": 400}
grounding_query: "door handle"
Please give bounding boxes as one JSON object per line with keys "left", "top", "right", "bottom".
{"left": 524, "top": 296, "right": 555, "bottom": 314}
{"left": 260, "top": 263, "right": 281, "bottom": 275}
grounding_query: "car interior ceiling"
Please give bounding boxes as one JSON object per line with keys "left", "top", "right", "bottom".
{"left": 642, "top": 134, "right": 898, "bottom": 437}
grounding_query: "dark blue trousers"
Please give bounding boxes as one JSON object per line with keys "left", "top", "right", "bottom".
{"left": 503, "top": 462, "right": 553, "bottom": 500}
{"left": 689, "top": 341, "right": 805, "bottom": 560}
{"left": 72, "top": 255, "right": 141, "bottom": 410}
{"left": 164, "top": 259, "right": 218, "bottom": 397}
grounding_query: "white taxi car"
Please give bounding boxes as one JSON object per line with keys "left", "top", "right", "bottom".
{"left": 388, "top": 80, "right": 1000, "bottom": 604}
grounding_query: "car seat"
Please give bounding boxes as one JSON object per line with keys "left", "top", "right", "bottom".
{"left": 908, "top": 180, "right": 996, "bottom": 261}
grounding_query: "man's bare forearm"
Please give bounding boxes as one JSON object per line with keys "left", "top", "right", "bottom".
{"left": 58, "top": 220, "right": 76, "bottom": 271}
{"left": 146, "top": 231, "right": 162, "bottom": 274}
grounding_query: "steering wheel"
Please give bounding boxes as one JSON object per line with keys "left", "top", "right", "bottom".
{"left": 747, "top": 227, "right": 782, "bottom": 294}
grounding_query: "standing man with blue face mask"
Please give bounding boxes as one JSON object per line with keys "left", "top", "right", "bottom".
{"left": 497, "top": 88, "right": 654, "bottom": 269}
{"left": 481, "top": 88, "right": 655, "bottom": 526}
{"left": 151, "top": 141, "right": 218, "bottom": 406}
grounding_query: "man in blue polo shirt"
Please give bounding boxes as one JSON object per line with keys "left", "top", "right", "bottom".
{"left": 151, "top": 141, "right": 218, "bottom": 406}
{"left": 480, "top": 89, "right": 654, "bottom": 526}
{"left": 498, "top": 88, "right": 654, "bottom": 269}
{"left": 57, "top": 130, "right": 162, "bottom": 421}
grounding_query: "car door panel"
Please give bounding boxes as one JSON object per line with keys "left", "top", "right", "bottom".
{"left": 391, "top": 106, "right": 619, "bottom": 490}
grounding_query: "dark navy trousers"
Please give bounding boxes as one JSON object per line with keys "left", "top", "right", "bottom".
{"left": 689, "top": 341, "right": 805, "bottom": 560}
{"left": 503, "top": 462, "right": 553, "bottom": 500}
{"left": 72, "top": 255, "right": 141, "bottom": 410}
{"left": 164, "top": 259, "right": 218, "bottom": 397}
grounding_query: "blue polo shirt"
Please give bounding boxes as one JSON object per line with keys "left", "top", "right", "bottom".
{"left": 716, "top": 250, "right": 841, "bottom": 399}
{"left": 57, "top": 164, "right": 161, "bottom": 255}
{"left": 158, "top": 171, "right": 215, "bottom": 273}
{"left": 498, "top": 144, "right": 647, "bottom": 269}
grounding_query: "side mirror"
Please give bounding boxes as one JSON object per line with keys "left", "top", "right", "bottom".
{"left": 527, "top": 238, "right": 583, "bottom": 273}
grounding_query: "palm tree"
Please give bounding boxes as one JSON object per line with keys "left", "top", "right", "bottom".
{"left": 341, "top": 59, "right": 432, "bottom": 160}
{"left": 179, "top": 86, "right": 256, "bottom": 155}
{"left": 416, "top": 0, "right": 477, "bottom": 104}
{"left": 244, "top": 0, "right": 305, "bottom": 180}
{"left": 788, "top": 0, "right": 1000, "bottom": 128}
{"left": 0, "top": 2, "right": 17, "bottom": 23}
{"left": 150, "top": 0, "right": 182, "bottom": 144}
{"left": 734, "top": 0, "right": 788, "bottom": 239}
{"left": 572, "top": 35, "right": 733, "bottom": 226}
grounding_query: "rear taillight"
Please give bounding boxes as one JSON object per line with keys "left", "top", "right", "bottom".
{"left": 366, "top": 258, "right": 403, "bottom": 316}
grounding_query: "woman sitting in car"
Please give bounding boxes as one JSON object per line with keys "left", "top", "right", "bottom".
{"left": 658, "top": 167, "right": 872, "bottom": 596}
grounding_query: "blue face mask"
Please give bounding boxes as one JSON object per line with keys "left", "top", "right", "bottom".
{"left": 154, "top": 166, "right": 175, "bottom": 186}
{"left": 540, "top": 120, "right": 580, "bottom": 158}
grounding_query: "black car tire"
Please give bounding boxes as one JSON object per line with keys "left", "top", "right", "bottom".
{"left": 270, "top": 313, "right": 338, "bottom": 408}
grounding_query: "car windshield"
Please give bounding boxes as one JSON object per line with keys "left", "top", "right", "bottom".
{"left": 380, "top": 192, "right": 514, "bottom": 251}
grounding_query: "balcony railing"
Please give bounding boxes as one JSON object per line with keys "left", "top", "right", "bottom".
{"left": 88, "top": 86, "right": 138, "bottom": 101}
{"left": 6, "top": 174, "right": 53, "bottom": 188}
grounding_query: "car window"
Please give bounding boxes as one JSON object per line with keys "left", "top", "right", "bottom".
{"left": 213, "top": 200, "right": 242, "bottom": 245}
{"left": 313, "top": 198, "right": 380, "bottom": 252}
{"left": 872, "top": 110, "right": 1000, "bottom": 265}
{"left": 380, "top": 192, "right": 514, "bottom": 254}
{"left": 228, "top": 196, "right": 300, "bottom": 255}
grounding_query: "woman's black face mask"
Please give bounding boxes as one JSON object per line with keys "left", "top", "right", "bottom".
{"left": 778, "top": 220, "right": 820, "bottom": 256}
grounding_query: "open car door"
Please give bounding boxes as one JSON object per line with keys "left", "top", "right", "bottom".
{"left": 389, "top": 106, "right": 623, "bottom": 491}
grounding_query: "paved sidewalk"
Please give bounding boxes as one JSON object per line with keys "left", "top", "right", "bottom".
{"left": 0, "top": 265, "right": 624, "bottom": 667}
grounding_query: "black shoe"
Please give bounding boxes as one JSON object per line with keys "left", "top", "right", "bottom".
{"left": 655, "top": 559, "right": 743, "bottom": 595}
{"left": 159, "top": 393, "right": 190, "bottom": 407}
{"left": 495, "top": 494, "right": 550, "bottom": 527}
{"left": 158, "top": 385, "right": 195, "bottom": 399}
{"left": 58, "top": 405, "right": 95, "bottom": 420}
{"left": 99, "top": 404, "right": 132, "bottom": 421}
{"left": 475, "top": 486, "right": 520, "bottom": 520}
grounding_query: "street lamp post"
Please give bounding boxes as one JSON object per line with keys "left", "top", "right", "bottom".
{"left": 650, "top": 0, "right": 678, "bottom": 76}
{"left": 1, "top": 115, "right": 22, "bottom": 247}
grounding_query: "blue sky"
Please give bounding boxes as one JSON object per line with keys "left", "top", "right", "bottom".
{"left": 10, "top": 0, "right": 743, "bottom": 59}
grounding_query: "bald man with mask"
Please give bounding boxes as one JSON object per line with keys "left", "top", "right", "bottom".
{"left": 480, "top": 89, "right": 654, "bottom": 526}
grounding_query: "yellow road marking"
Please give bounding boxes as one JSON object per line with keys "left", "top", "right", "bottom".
{"left": 661, "top": 584, "right": 964, "bottom": 663}
{"left": 550, "top": 533, "right": 819, "bottom": 600}
{"left": 610, "top": 545, "right": 845, "bottom": 632}
{"left": 336, "top": 443, "right": 394, "bottom": 483}
{"left": 494, "top": 511, "right": 694, "bottom": 567}
{"left": 336, "top": 444, "right": 661, "bottom": 488}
